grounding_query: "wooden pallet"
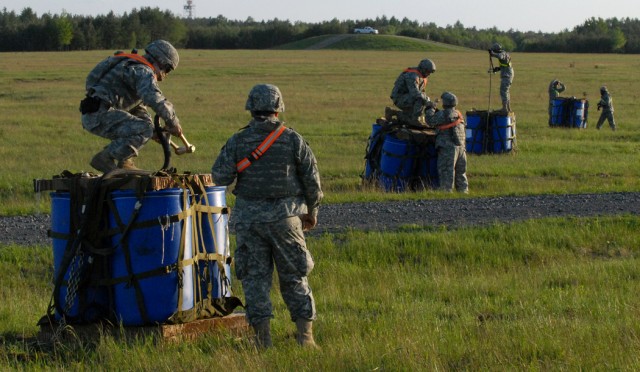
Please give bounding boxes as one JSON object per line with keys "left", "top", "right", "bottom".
{"left": 37, "top": 313, "right": 249, "bottom": 343}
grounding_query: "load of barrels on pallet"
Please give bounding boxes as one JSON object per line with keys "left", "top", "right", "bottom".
{"left": 363, "top": 110, "right": 516, "bottom": 192}
{"left": 550, "top": 97, "right": 589, "bottom": 128}
{"left": 35, "top": 172, "right": 241, "bottom": 327}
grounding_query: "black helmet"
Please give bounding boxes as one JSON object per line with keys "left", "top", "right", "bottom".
{"left": 417, "top": 59, "right": 436, "bottom": 75}
{"left": 491, "top": 43, "right": 503, "bottom": 53}
{"left": 441, "top": 92, "right": 458, "bottom": 108}
{"left": 145, "top": 40, "right": 179, "bottom": 72}
{"left": 600, "top": 86, "right": 608, "bottom": 94}
{"left": 245, "top": 84, "right": 285, "bottom": 113}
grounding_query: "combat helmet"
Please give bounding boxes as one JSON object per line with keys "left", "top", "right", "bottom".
{"left": 440, "top": 92, "right": 458, "bottom": 108}
{"left": 600, "top": 86, "right": 608, "bottom": 94}
{"left": 491, "top": 43, "right": 503, "bottom": 52}
{"left": 245, "top": 84, "right": 285, "bottom": 113}
{"left": 418, "top": 58, "right": 436, "bottom": 76}
{"left": 145, "top": 40, "right": 179, "bottom": 72}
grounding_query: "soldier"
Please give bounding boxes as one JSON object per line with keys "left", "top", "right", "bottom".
{"left": 548, "top": 79, "right": 566, "bottom": 125}
{"left": 389, "top": 58, "right": 436, "bottom": 126}
{"left": 596, "top": 86, "right": 616, "bottom": 131}
{"left": 488, "top": 43, "right": 514, "bottom": 113}
{"left": 431, "top": 92, "right": 468, "bottom": 193}
{"left": 81, "top": 40, "right": 183, "bottom": 172}
{"left": 211, "top": 84, "right": 323, "bottom": 349}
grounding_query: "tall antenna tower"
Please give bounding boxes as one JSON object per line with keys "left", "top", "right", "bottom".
{"left": 184, "top": 0, "right": 195, "bottom": 19}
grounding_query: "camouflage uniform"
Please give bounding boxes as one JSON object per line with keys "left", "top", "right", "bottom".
{"left": 390, "top": 59, "right": 435, "bottom": 124}
{"left": 81, "top": 42, "right": 180, "bottom": 164}
{"left": 432, "top": 96, "right": 468, "bottom": 193}
{"left": 211, "top": 115, "right": 323, "bottom": 327}
{"left": 596, "top": 88, "right": 616, "bottom": 131}
{"left": 548, "top": 79, "right": 566, "bottom": 124}
{"left": 489, "top": 45, "right": 514, "bottom": 112}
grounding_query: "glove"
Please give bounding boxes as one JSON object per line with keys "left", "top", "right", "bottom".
{"left": 493, "top": 67, "right": 500, "bottom": 73}
{"left": 299, "top": 214, "right": 317, "bottom": 231}
{"left": 167, "top": 123, "right": 183, "bottom": 136}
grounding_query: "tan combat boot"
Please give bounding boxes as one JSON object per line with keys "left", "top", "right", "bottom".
{"left": 90, "top": 149, "right": 116, "bottom": 173}
{"left": 295, "top": 319, "right": 319, "bottom": 349}
{"left": 117, "top": 157, "right": 140, "bottom": 171}
{"left": 253, "top": 320, "right": 273, "bottom": 349}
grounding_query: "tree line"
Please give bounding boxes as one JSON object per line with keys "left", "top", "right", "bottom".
{"left": 1, "top": 7, "right": 638, "bottom": 53}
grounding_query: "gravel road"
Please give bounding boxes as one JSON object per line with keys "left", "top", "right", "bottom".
{"left": 1, "top": 192, "right": 638, "bottom": 246}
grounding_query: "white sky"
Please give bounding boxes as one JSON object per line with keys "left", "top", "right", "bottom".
{"left": 4, "top": 0, "right": 640, "bottom": 33}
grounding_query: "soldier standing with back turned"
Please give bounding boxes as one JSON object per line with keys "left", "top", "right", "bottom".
{"left": 211, "top": 84, "right": 323, "bottom": 350}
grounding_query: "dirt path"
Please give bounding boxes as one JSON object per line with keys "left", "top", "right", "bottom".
{"left": 1, "top": 192, "right": 639, "bottom": 246}
{"left": 305, "top": 34, "right": 354, "bottom": 50}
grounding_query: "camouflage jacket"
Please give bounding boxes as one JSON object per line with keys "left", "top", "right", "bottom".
{"left": 84, "top": 55, "right": 179, "bottom": 128}
{"left": 390, "top": 68, "right": 428, "bottom": 107}
{"left": 211, "top": 117, "right": 323, "bottom": 223}
{"left": 598, "top": 93, "right": 614, "bottom": 113}
{"left": 432, "top": 108, "right": 466, "bottom": 148}
{"left": 490, "top": 50, "right": 514, "bottom": 79}
{"left": 548, "top": 80, "right": 566, "bottom": 101}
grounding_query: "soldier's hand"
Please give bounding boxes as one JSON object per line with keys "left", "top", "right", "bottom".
{"left": 299, "top": 214, "right": 317, "bottom": 231}
{"left": 167, "top": 123, "right": 183, "bottom": 137}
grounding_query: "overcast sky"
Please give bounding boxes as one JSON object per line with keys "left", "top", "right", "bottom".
{"left": 5, "top": 0, "right": 640, "bottom": 33}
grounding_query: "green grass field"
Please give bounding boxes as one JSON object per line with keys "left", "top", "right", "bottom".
{"left": 0, "top": 45, "right": 638, "bottom": 214}
{"left": 1, "top": 38, "right": 639, "bottom": 369}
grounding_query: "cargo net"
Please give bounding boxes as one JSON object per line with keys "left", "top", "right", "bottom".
{"left": 362, "top": 118, "right": 439, "bottom": 192}
{"left": 37, "top": 170, "right": 243, "bottom": 327}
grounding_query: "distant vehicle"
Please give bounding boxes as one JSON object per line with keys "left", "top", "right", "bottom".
{"left": 353, "top": 26, "right": 379, "bottom": 34}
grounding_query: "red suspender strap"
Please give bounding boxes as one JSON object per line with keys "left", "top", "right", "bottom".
{"left": 437, "top": 110, "right": 463, "bottom": 130}
{"left": 114, "top": 53, "right": 157, "bottom": 76}
{"left": 236, "top": 125, "right": 287, "bottom": 173}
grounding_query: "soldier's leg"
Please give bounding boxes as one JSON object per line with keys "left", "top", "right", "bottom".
{"left": 97, "top": 110, "right": 154, "bottom": 162}
{"left": 596, "top": 112, "right": 606, "bottom": 130}
{"left": 608, "top": 112, "right": 616, "bottom": 131}
{"left": 437, "top": 145, "right": 455, "bottom": 192}
{"left": 269, "top": 217, "right": 316, "bottom": 322}
{"left": 454, "top": 147, "right": 469, "bottom": 193}
{"left": 235, "top": 223, "right": 275, "bottom": 326}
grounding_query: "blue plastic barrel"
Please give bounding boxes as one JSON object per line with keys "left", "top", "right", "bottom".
{"left": 551, "top": 98, "right": 566, "bottom": 126}
{"left": 50, "top": 192, "right": 109, "bottom": 322}
{"left": 569, "top": 99, "right": 586, "bottom": 128}
{"left": 491, "top": 114, "right": 515, "bottom": 153}
{"left": 379, "top": 135, "right": 416, "bottom": 192}
{"left": 415, "top": 142, "right": 439, "bottom": 189}
{"left": 196, "top": 186, "right": 231, "bottom": 302}
{"left": 465, "top": 111, "right": 487, "bottom": 154}
{"left": 109, "top": 188, "right": 194, "bottom": 326}
{"left": 364, "top": 124, "right": 383, "bottom": 179}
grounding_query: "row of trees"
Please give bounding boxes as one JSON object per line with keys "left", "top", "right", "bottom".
{"left": 1, "top": 7, "right": 638, "bottom": 53}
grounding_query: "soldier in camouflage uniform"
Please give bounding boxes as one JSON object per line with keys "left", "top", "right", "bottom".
{"left": 389, "top": 58, "right": 436, "bottom": 126}
{"left": 596, "top": 86, "right": 616, "bottom": 131}
{"left": 81, "top": 40, "right": 182, "bottom": 172}
{"left": 548, "top": 79, "right": 566, "bottom": 125}
{"left": 211, "top": 84, "right": 323, "bottom": 349}
{"left": 430, "top": 92, "right": 468, "bottom": 193}
{"left": 488, "top": 43, "right": 514, "bottom": 113}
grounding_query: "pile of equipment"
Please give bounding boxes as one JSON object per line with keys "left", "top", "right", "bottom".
{"left": 465, "top": 110, "right": 516, "bottom": 155}
{"left": 362, "top": 117, "right": 438, "bottom": 192}
{"left": 35, "top": 171, "right": 242, "bottom": 327}
{"left": 550, "top": 97, "right": 589, "bottom": 128}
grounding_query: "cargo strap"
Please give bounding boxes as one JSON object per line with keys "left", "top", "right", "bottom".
{"left": 437, "top": 110, "right": 463, "bottom": 130}
{"left": 236, "top": 125, "right": 287, "bottom": 173}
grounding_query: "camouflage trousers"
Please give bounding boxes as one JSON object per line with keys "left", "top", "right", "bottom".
{"left": 394, "top": 96, "right": 426, "bottom": 121}
{"left": 500, "top": 76, "right": 513, "bottom": 105}
{"left": 81, "top": 106, "right": 153, "bottom": 161}
{"left": 234, "top": 216, "right": 316, "bottom": 326}
{"left": 596, "top": 111, "right": 616, "bottom": 130}
{"left": 437, "top": 144, "right": 468, "bottom": 192}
